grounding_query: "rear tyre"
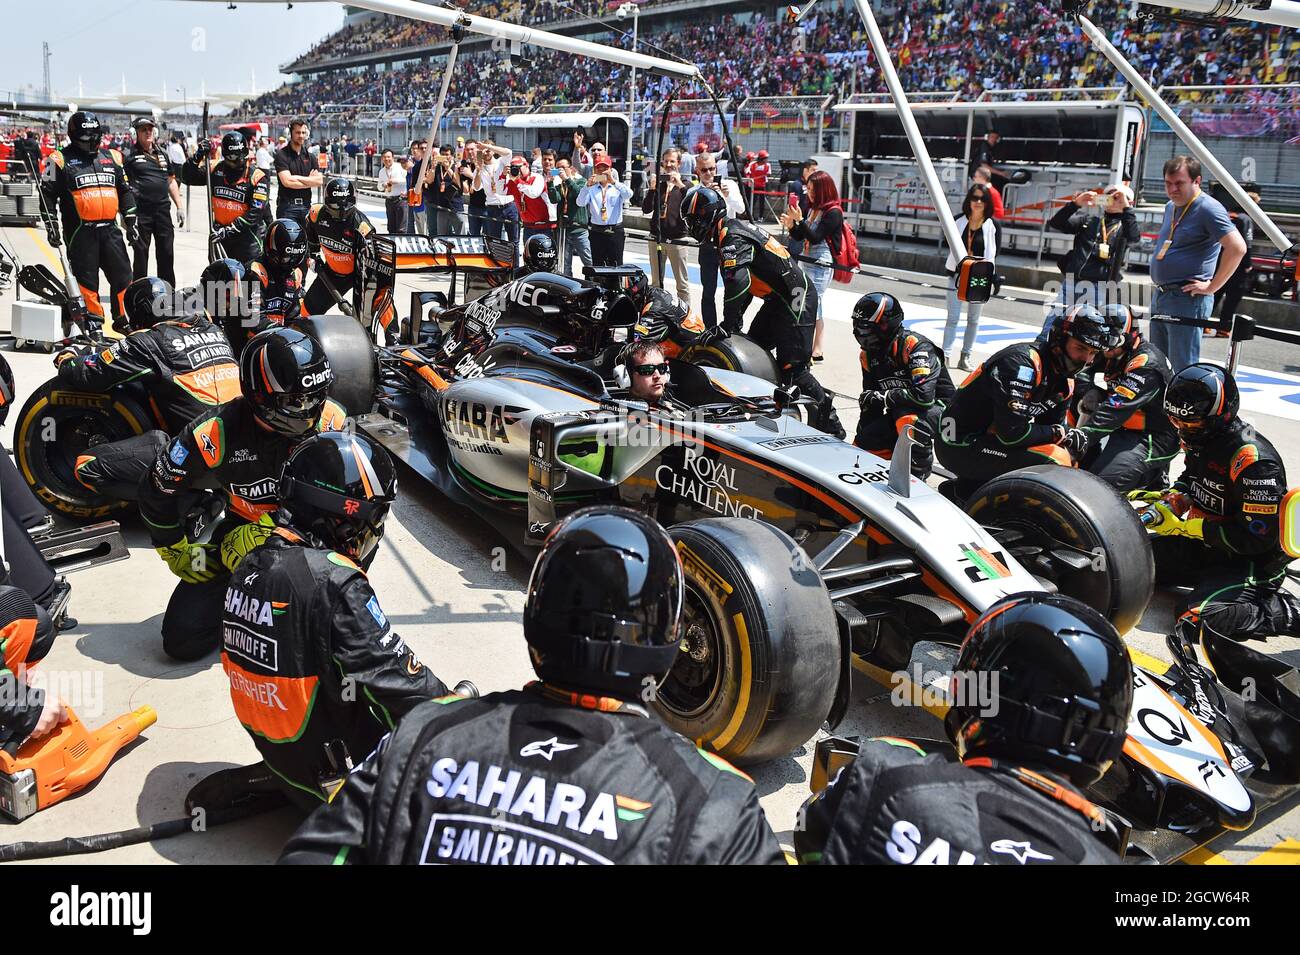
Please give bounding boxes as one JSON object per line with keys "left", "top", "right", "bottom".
{"left": 290, "top": 315, "right": 378, "bottom": 417}
{"left": 14, "top": 379, "right": 152, "bottom": 519}
{"left": 656, "top": 518, "right": 840, "bottom": 766}
{"left": 965, "top": 465, "right": 1153, "bottom": 634}
{"left": 684, "top": 333, "right": 779, "bottom": 384}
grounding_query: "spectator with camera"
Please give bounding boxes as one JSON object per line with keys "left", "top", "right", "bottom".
{"left": 642, "top": 147, "right": 691, "bottom": 303}
{"left": 548, "top": 156, "right": 593, "bottom": 277}
{"left": 578, "top": 156, "right": 632, "bottom": 266}
{"left": 1047, "top": 183, "right": 1140, "bottom": 318}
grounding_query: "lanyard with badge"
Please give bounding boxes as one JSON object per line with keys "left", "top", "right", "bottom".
{"left": 1157, "top": 187, "right": 1199, "bottom": 261}
{"left": 1096, "top": 217, "right": 1119, "bottom": 261}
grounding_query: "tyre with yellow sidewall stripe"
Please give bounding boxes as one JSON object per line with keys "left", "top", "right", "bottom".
{"left": 656, "top": 518, "right": 839, "bottom": 766}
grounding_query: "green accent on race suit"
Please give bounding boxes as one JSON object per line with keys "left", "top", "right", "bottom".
{"left": 616, "top": 808, "right": 647, "bottom": 822}
{"left": 698, "top": 747, "right": 753, "bottom": 782}
{"left": 1146, "top": 434, "right": 1178, "bottom": 464}
{"left": 265, "top": 758, "right": 328, "bottom": 802}
{"left": 874, "top": 736, "right": 928, "bottom": 756}
{"left": 799, "top": 851, "right": 824, "bottom": 864}
{"left": 332, "top": 845, "right": 351, "bottom": 865}
{"left": 432, "top": 694, "right": 465, "bottom": 705}
{"left": 326, "top": 552, "right": 358, "bottom": 570}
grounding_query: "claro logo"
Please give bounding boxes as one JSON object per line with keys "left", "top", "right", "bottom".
{"left": 300, "top": 368, "right": 332, "bottom": 388}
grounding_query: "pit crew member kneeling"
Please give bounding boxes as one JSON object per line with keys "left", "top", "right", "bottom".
{"left": 1, "top": 584, "right": 68, "bottom": 756}
{"left": 795, "top": 593, "right": 1129, "bottom": 865}
{"left": 851, "top": 292, "right": 953, "bottom": 479}
{"left": 189, "top": 432, "right": 452, "bottom": 814}
{"left": 57, "top": 276, "right": 240, "bottom": 502}
{"left": 1135, "top": 363, "right": 1300, "bottom": 646}
{"left": 138, "top": 327, "right": 348, "bottom": 661}
{"left": 681, "top": 185, "right": 843, "bottom": 438}
{"left": 279, "top": 507, "right": 784, "bottom": 865}
{"left": 1077, "top": 304, "right": 1177, "bottom": 492}
{"left": 935, "top": 304, "right": 1108, "bottom": 494}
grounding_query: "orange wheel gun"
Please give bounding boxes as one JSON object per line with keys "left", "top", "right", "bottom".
{"left": 0, "top": 705, "right": 157, "bottom": 821}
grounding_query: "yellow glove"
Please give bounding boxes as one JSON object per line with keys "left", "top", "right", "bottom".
{"left": 156, "top": 538, "right": 219, "bottom": 584}
{"left": 220, "top": 514, "right": 276, "bottom": 572}
{"left": 1147, "top": 501, "right": 1204, "bottom": 540}
{"left": 1127, "top": 489, "right": 1171, "bottom": 504}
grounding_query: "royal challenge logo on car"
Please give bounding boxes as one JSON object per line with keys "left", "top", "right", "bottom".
{"left": 655, "top": 446, "right": 764, "bottom": 519}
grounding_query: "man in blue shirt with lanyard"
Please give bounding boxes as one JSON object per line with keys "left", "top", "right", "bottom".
{"left": 1148, "top": 156, "right": 1246, "bottom": 372}
{"left": 577, "top": 156, "right": 633, "bottom": 266}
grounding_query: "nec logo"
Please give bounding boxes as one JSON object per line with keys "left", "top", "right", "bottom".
{"left": 300, "top": 369, "right": 331, "bottom": 388}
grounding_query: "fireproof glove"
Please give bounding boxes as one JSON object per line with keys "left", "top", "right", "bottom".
{"left": 156, "top": 538, "right": 219, "bottom": 584}
{"left": 1127, "top": 489, "right": 1171, "bottom": 504}
{"left": 859, "top": 390, "right": 889, "bottom": 416}
{"left": 124, "top": 213, "right": 140, "bottom": 245}
{"left": 1058, "top": 427, "right": 1091, "bottom": 460}
{"left": 43, "top": 217, "right": 62, "bottom": 248}
{"left": 219, "top": 514, "right": 276, "bottom": 572}
{"left": 1147, "top": 501, "right": 1204, "bottom": 540}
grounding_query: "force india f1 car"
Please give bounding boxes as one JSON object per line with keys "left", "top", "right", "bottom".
{"left": 347, "top": 234, "right": 1300, "bottom": 858}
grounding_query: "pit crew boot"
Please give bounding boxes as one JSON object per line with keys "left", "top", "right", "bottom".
{"left": 1278, "top": 590, "right": 1300, "bottom": 637}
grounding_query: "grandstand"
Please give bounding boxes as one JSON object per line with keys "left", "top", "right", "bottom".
{"left": 240, "top": 0, "right": 1300, "bottom": 121}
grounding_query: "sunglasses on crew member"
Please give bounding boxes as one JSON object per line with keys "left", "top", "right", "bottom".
{"left": 631, "top": 362, "right": 670, "bottom": 376}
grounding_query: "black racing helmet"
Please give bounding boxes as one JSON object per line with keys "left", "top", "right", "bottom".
{"left": 946, "top": 592, "right": 1134, "bottom": 787}
{"left": 522, "top": 233, "right": 557, "bottom": 274}
{"left": 1163, "top": 362, "right": 1239, "bottom": 449}
{"left": 1100, "top": 303, "right": 1137, "bottom": 350}
{"left": 264, "top": 218, "right": 308, "bottom": 273}
{"left": 323, "top": 176, "right": 356, "bottom": 215}
{"left": 67, "top": 111, "right": 102, "bottom": 152}
{"left": 524, "top": 506, "right": 684, "bottom": 699}
{"left": 622, "top": 267, "right": 651, "bottom": 314}
{"left": 221, "top": 131, "right": 249, "bottom": 167}
{"left": 1047, "top": 303, "right": 1110, "bottom": 375}
{"left": 120, "top": 276, "right": 176, "bottom": 333}
{"left": 199, "top": 258, "right": 264, "bottom": 348}
{"left": 852, "top": 292, "right": 905, "bottom": 351}
{"left": 239, "top": 326, "right": 334, "bottom": 436}
{"left": 680, "top": 185, "right": 727, "bottom": 243}
{"left": 278, "top": 431, "right": 397, "bottom": 568}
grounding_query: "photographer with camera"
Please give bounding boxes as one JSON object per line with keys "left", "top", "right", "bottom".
{"left": 577, "top": 156, "right": 632, "bottom": 266}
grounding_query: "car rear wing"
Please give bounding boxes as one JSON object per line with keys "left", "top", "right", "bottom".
{"left": 387, "top": 234, "right": 515, "bottom": 273}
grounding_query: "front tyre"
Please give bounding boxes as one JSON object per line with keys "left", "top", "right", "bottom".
{"left": 684, "top": 333, "right": 779, "bottom": 384}
{"left": 656, "top": 518, "right": 840, "bottom": 766}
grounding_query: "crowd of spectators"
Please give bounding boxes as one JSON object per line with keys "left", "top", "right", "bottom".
{"left": 245, "top": 2, "right": 1300, "bottom": 123}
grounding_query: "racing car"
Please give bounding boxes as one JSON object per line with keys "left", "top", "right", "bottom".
{"left": 344, "top": 233, "right": 1300, "bottom": 856}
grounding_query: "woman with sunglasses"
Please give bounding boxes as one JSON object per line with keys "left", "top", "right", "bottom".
{"left": 942, "top": 185, "right": 999, "bottom": 372}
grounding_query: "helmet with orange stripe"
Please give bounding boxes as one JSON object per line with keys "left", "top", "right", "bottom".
{"left": 1164, "top": 362, "right": 1239, "bottom": 450}
{"left": 680, "top": 185, "right": 727, "bottom": 244}
{"left": 946, "top": 592, "right": 1133, "bottom": 787}
{"left": 851, "top": 291, "right": 905, "bottom": 352}
{"left": 278, "top": 431, "right": 397, "bottom": 568}
{"left": 239, "top": 326, "right": 335, "bottom": 436}
{"left": 1099, "top": 303, "right": 1140, "bottom": 375}
{"left": 121, "top": 276, "right": 177, "bottom": 333}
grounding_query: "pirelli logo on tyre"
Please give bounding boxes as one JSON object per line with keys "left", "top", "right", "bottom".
{"left": 676, "top": 542, "right": 734, "bottom": 600}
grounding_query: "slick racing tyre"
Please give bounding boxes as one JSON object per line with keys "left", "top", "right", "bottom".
{"left": 684, "top": 333, "right": 779, "bottom": 384}
{"left": 965, "top": 465, "right": 1153, "bottom": 634}
{"left": 657, "top": 518, "right": 840, "bottom": 766}
{"left": 290, "top": 315, "right": 378, "bottom": 417}
{"left": 14, "top": 379, "right": 153, "bottom": 519}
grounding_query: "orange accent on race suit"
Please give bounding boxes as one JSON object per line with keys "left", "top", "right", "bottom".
{"left": 681, "top": 311, "right": 705, "bottom": 333}
{"left": 1, "top": 616, "right": 38, "bottom": 672}
{"left": 222, "top": 653, "right": 319, "bottom": 743}
{"left": 228, "top": 495, "right": 277, "bottom": 523}
{"left": 321, "top": 247, "right": 356, "bottom": 276}
{"left": 80, "top": 285, "right": 104, "bottom": 318}
{"left": 1230, "top": 444, "right": 1259, "bottom": 482}
{"left": 194, "top": 418, "right": 224, "bottom": 468}
{"left": 749, "top": 276, "right": 773, "bottom": 298}
{"left": 71, "top": 185, "right": 120, "bottom": 223}
{"left": 762, "top": 236, "right": 790, "bottom": 259}
{"left": 896, "top": 413, "right": 919, "bottom": 434}
{"left": 1029, "top": 442, "right": 1075, "bottom": 467}
{"left": 73, "top": 454, "right": 96, "bottom": 490}
{"left": 317, "top": 400, "right": 349, "bottom": 433}
{"left": 1123, "top": 409, "right": 1146, "bottom": 432}
{"left": 1126, "top": 353, "right": 1150, "bottom": 372}
{"left": 660, "top": 340, "right": 683, "bottom": 359}
{"left": 860, "top": 349, "right": 869, "bottom": 370}
{"left": 174, "top": 363, "right": 242, "bottom": 405}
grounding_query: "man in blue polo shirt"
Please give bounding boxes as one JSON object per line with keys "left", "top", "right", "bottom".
{"left": 1148, "top": 156, "right": 1246, "bottom": 372}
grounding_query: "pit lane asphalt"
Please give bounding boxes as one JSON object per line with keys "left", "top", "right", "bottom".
{"left": 1, "top": 199, "right": 1297, "bottom": 865}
